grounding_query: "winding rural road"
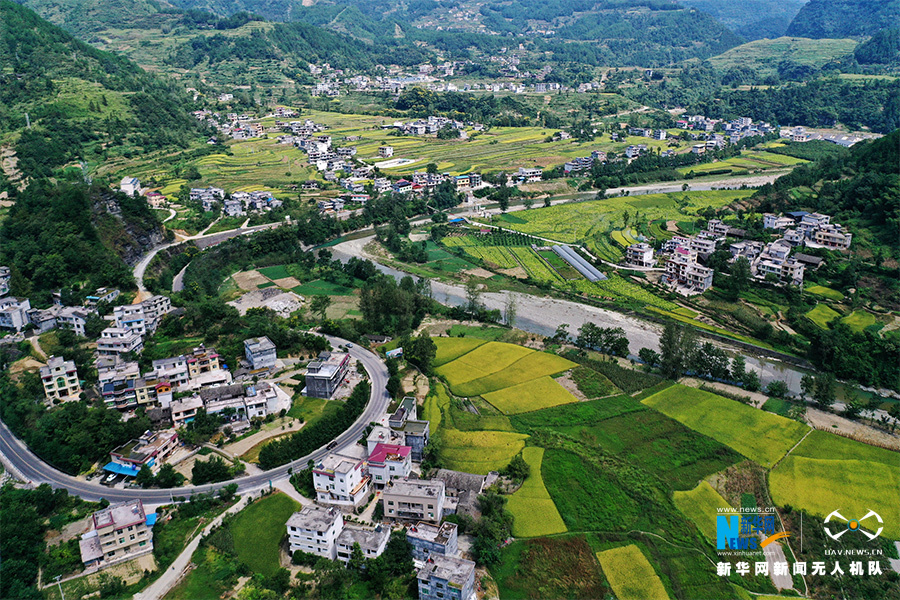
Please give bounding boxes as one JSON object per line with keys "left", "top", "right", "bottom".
{"left": 0, "top": 334, "right": 390, "bottom": 502}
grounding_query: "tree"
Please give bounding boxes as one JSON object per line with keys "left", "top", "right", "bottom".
{"left": 155, "top": 463, "right": 183, "bottom": 488}
{"left": 501, "top": 453, "right": 529, "bottom": 482}
{"left": 426, "top": 162, "right": 438, "bottom": 174}
{"left": 497, "top": 195, "right": 509, "bottom": 212}
{"left": 135, "top": 465, "right": 155, "bottom": 488}
{"left": 799, "top": 374, "right": 815, "bottom": 400}
{"left": 310, "top": 295, "right": 331, "bottom": 320}
{"left": 504, "top": 293, "right": 518, "bottom": 326}
{"left": 543, "top": 197, "right": 551, "bottom": 207}
{"left": 766, "top": 380, "right": 789, "bottom": 398}
{"left": 813, "top": 373, "right": 836, "bottom": 409}
{"left": 191, "top": 455, "right": 232, "bottom": 485}
{"left": 659, "top": 323, "right": 696, "bottom": 380}
{"left": 842, "top": 392, "right": 865, "bottom": 420}
{"left": 552, "top": 323, "right": 570, "bottom": 344}
{"left": 347, "top": 542, "right": 365, "bottom": 572}
{"left": 405, "top": 332, "right": 437, "bottom": 374}
{"left": 731, "top": 355, "right": 746, "bottom": 383}
{"left": 638, "top": 348, "right": 661, "bottom": 371}
{"left": 465, "top": 279, "right": 482, "bottom": 313}
{"left": 523, "top": 197, "right": 534, "bottom": 210}
{"left": 730, "top": 257, "right": 752, "bottom": 296}
{"left": 743, "top": 370, "right": 761, "bottom": 392}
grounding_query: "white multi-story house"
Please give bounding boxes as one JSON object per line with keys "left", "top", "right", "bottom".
{"left": 287, "top": 506, "right": 344, "bottom": 559}
{"left": 120, "top": 177, "right": 142, "bottom": 196}
{"left": 625, "top": 243, "right": 654, "bottom": 268}
{"left": 763, "top": 213, "right": 796, "bottom": 230}
{"left": 812, "top": 224, "right": 852, "bottom": 250}
{"left": 752, "top": 240, "right": 805, "bottom": 286}
{"left": 97, "top": 327, "right": 144, "bottom": 356}
{"left": 707, "top": 219, "right": 730, "bottom": 237}
{"left": 378, "top": 146, "right": 394, "bottom": 158}
{"left": 516, "top": 167, "right": 543, "bottom": 183}
{"left": 313, "top": 455, "right": 371, "bottom": 509}
{"left": 689, "top": 231, "right": 719, "bottom": 256}
{"left": 336, "top": 525, "right": 390, "bottom": 563}
{"left": 665, "top": 250, "right": 713, "bottom": 293}
{"left": 367, "top": 443, "right": 412, "bottom": 487}
{"left": 40, "top": 356, "right": 82, "bottom": 402}
{"left": 0, "top": 296, "right": 31, "bottom": 331}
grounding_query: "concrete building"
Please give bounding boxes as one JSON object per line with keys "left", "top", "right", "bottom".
{"left": 367, "top": 425, "right": 405, "bottom": 454}
{"left": 689, "top": 231, "right": 719, "bottom": 255}
{"left": 665, "top": 251, "right": 713, "bottom": 293}
{"left": 97, "top": 327, "right": 144, "bottom": 356}
{"left": 417, "top": 555, "right": 476, "bottom": 600}
{"left": 383, "top": 478, "right": 445, "bottom": 524}
{"left": 107, "top": 430, "right": 178, "bottom": 477}
{"left": 85, "top": 288, "right": 120, "bottom": 307}
{"left": 244, "top": 336, "right": 277, "bottom": 370}
{"left": 304, "top": 351, "right": 350, "bottom": 399}
{"left": 367, "top": 443, "right": 412, "bottom": 487}
{"left": 79, "top": 500, "right": 153, "bottom": 568}
{"left": 407, "top": 521, "right": 459, "bottom": 561}
{"left": 0, "top": 296, "right": 31, "bottom": 331}
{"left": 40, "top": 356, "right": 82, "bottom": 402}
{"left": 313, "top": 454, "right": 371, "bottom": 509}
{"left": 287, "top": 506, "right": 344, "bottom": 559}
{"left": 120, "top": 177, "right": 142, "bottom": 196}
{"left": 707, "top": 219, "right": 730, "bottom": 237}
{"left": 431, "top": 469, "right": 486, "bottom": 517}
{"left": 378, "top": 145, "right": 394, "bottom": 158}
{"left": 625, "top": 243, "right": 654, "bottom": 268}
{"left": 0, "top": 266, "right": 9, "bottom": 297}
{"left": 187, "top": 345, "right": 221, "bottom": 378}
{"left": 336, "top": 525, "right": 390, "bottom": 562}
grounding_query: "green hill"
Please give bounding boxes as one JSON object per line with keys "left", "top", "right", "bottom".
{"left": 709, "top": 37, "right": 858, "bottom": 78}
{"left": 854, "top": 28, "right": 900, "bottom": 66}
{"left": 679, "top": 0, "right": 806, "bottom": 41}
{"left": 786, "top": 0, "right": 900, "bottom": 39}
{"left": 0, "top": 0, "right": 206, "bottom": 180}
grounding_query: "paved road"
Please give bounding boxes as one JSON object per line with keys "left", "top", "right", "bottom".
{"left": 0, "top": 335, "right": 390, "bottom": 501}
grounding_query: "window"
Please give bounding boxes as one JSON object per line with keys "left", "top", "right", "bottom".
{"left": 139, "top": 541, "right": 146, "bottom": 547}
{"left": 130, "top": 534, "right": 135, "bottom": 540}
{"left": 388, "top": 501, "right": 394, "bottom": 505}
{"left": 428, "top": 504, "right": 433, "bottom": 509}
{"left": 119, "top": 538, "right": 125, "bottom": 544}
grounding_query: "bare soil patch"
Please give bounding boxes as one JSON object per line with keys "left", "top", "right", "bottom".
{"left": 232, "top": 270, "right": 269, "bottom": 291}
{"left": 272, "top": 276, "right": 302, "bottom": 289}
{"left": 499, "top": 266, "right": 528, "bottom": 279}
{"left": 806, "top": 408, "right": 900, "bottom": 450}
{"left": 463, "top": 267, "right": 495, "bottom": 279}
{"left": 554, "top": 371, "right": 589, "bottom": 402}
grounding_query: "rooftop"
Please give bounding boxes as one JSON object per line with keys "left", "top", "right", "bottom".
{"left": 417, "top": 554, "right": 475, "bottom": 587}
{"left": 432, "top": 469, "right": 485, "bottom": 494}
{"left": 369, "top": 443, "right": 411, "bottom": 464}
{"left": 306, "top": 351, "right": 349, "bottom": 379}
{"left": 244, "top": 336, "right": 276, "bottom": 353}
{"left": 92, "top": 499, "right": 145, "bottom": 530}
{"left": 337, "top": 525, "right": 389, "bottom": 551}
{"left": 385, "top": 477, "right": 444, "bottom": 498}
{"left": 287, "top": 506, "right": 341, "bottom": 533}
{"left": 316, "top": 454, "right": 361, "bottom": 475}
{"left": 407, "top": 521, "right": 457, "bottom": 545}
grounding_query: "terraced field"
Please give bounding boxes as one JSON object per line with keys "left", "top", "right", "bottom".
{"left": 596, "top": 545, "right": 670, "bottom": 600}
{"left": 805, "top": 303, "right": 841, "bottom": 328}
{"left": 482, "top": 375, "right": 579, "bottom": 414}
{"left": 508, "top": 246, "right": 563, "bottom": 282}
{"left": 439, "top": 429, "right": 530, "bottom": 474}
{"left": 507, "top": 447, "right": 567, "bottom": 537}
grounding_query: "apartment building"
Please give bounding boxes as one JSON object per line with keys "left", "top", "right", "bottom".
{"left": 244, "top": 336, "right": 277, "bottom": 370}
{"left": 378, "top": 145, "right": 394, "bottom": 158}
{"left": 417, "top": 555, "right": 476, "bottom": 600}
{"left": 812, "top": 224, "right": 852, "bottom": 250}
{"left": 313, "top": 454, "right": 371, "bottom": 509}
{"left": 368, "top": 443, "right": 412, "bottom": 487}
{"left": 169, "top": 382, "right": 274, "bottom": 427}
{"left": 305, "top": 351, "right": 350, "bottom": 399}
{"left": 79, "top": 500, "right": 153, "bottom": 568}
{"left": 625, "top": 243, "right": 654, "bottom": 268}
{"left": 689, "top": 231, "right": 719, "bottom": 256}
{"left": 40, "top": 356, "right": 82, "bottom": 402}
{"left": 287, "top": 506, "right": 344, "bottom": 559}
{"left": 407, "top": 521, "right": 459, "bottom": 561}
{"left": 336, "top": 525, "right": 390, "bottom": 562}
{"left": 383, "top": 478, "right": 445, "bottom": 524}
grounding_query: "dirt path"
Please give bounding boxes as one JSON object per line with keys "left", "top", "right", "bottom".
{"left": 28, "top": 336, "right": 48, "bottom": 361}
{"left": 222, "top": 418, "right": 304, "bottom": 457}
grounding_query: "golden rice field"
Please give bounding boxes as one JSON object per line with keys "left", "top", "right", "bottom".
{"left": 435, "top": 342, "right": 534, "bottom": 390}
{"left": 507, "top": 447, "right": 568, "bottom": 537}
{"left": 641, "top": 384, "right": 809, "bottom": 468}
{"left": 482, "top": 375, "right": 579, "bottom": 415}
{"left": 596, "top": 545, "right": 671, "bottom": 600}
{"left": 673, "top": 481, "right": 738, "bottom": 542}
{"left": 770, "top": 431, "right": 900, "bottom": 539}
{"left": 452, "top": 351, "right": 576, "bottom": 397}
{"left": 432, "top": 337, "right": 488, "bottom": 367}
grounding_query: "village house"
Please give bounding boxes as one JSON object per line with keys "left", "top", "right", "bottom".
{"left": 367, "top": 443, "right": 412, "bottom": 487}
{"left": 417, "top": 555, "right": 476, "bottom": 600}
{"left": 407, "top": 521, "right": 459, "bottom": 561}
{"left": 313, "top": 454, "right": 371, "bottom": 510}
{"left": 0, "top": 296, "right": 31, "bottom": 331}
{"left": 383, "top": 478, "right": 445, "bottom": 524}
{"left": 625, "top": 243, "right": 654, "bottom": 268}
{"left": 244, "top": 336, "right": 277, "bottom": 370}
{"left": 79, "top": 500, "right": 153, "bottom": 569}
{"left": 304, "top": 351, "right": 350, "bottom": 399}
{"left": 40, "top": 355, "right": 82, "bottom": 402}
{"left": 105, "top": 430, "right": 178, "bottom": 478}
{"left": 665, "top": 250, "right": 713, "bottom": 294}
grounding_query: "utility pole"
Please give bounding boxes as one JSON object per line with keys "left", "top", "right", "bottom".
{"left": 54, "top": 575, "right": 66, "bottom": 600}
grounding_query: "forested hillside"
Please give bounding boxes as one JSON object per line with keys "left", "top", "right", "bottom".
{"left": 855, "top": 28, "right": 900, "bottom": 66}
{"left": 679, "top": 0, "right": 805, "bottom": 40}
{"left": 0, "top": 0, "right": 207, "bottom": 180}
{"left": 786, "top": 0, "right": 900, "bottom": 39}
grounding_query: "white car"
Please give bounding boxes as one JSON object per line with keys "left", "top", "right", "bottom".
{"left": 103, "top": 473, "right": 117, "bottom": 484}
{"left": 346, "top": 343, "right": 354, "bottom": 349}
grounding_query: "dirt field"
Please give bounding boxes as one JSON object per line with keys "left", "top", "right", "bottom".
{"left": 272, "top": 276, "right": 302, "bottom": 289}
{"left": 806, "top": 408, "right": 900, "bottom": 450}
{"left": 498, "top": 266, "right": 528, "bottom": 279}
{"left": 228, "top": 288, "right": 303, "bottom": 317}
{"left": 463, "top": 268, "right": 496, "bottom": 279}
{"left": 232, "top": 270, "right": 270, "bottom": 291}
{"left": 680, "top": 377, "right": 768, "bottom": 407}
{"left": 9, "top": 357, "right": 44, "bottom": 378}
{"left": 554, "top": 371, "right": 589, "bottom": 402}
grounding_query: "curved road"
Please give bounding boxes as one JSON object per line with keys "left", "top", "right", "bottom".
{"left": 0, "top": 334, "right": 390, "bottom": 502}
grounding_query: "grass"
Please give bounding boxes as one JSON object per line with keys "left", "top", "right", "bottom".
{"left": 570, "top": 365, "right": 620, "bottom": 398}
{"left": 770, "top": 431, "right": 900, "bottom": 539}
{"left": 492, "top": 536, "right": 610, "bottom": 600}
{"left": 257, "top": 265, "right": 291, "bottom": 280}
{"left": 841, "top": 310, "right": 877, "bottom": 333}
{"left": 450, "top": 351, "right": 576, "bottom": 397}
{"left": 482, "top": 375, "right": 579, "bottom": 414}
{"left": 444, "top": 396, "right": 515, "bottom": 432}
{"left": 708, "top": 36, "right": 858, "bottom": 77}
{"left": 805, "top": 303, "right": 841, "bottom": 328}
{"left": 507, "top": 447, "right": 568, "bottom": 537}
{"left": 673, "top": 481, "right": 738, "bottom": 542}
{"left": 422, "top": 383, "right": 450, "bottom": 434}
{"left": 805, "top": 285, "right": 844, "bottom": 301}
{"left": 549, "top": 408, "right": 743, "bottom": 491}
{"left": 292, "top": 279, "right": 355, "bottom": 296}
{"left": 511, "top": 393, "right": 648, "bottom": 430}
{"left": 445, "top": 323, "right": 511, "bottom": 341}
{"left": 762, "top": 397, "right": 792, "bottom": 417}
{"left": 432, "top": 337, "right": 487, "bottom": 367}
{"left": 641, "top": 384, "right": 809, "bottom": 468}
{"left": 596, "top": 545, "right": 671, "bottom": 600}
{"left": 286, "top": 396, "right": 343, "bottom": 427}
{"left": 437, "top": 429, "right": 529, "bottom": 474}
{"left": 168, "top": 547, "right": 236, "bottom": 600}
{"left": 230, "top": 493, "right": 301, "bottom": 577}
{"left": 239, "top": 431, "right": 295, "bottom": 464}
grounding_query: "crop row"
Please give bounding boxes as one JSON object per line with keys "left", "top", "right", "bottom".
{"left": 465, "top": 246, "right": 518, "bottom": 269}
{"left": 509, "top": 247, "right": 563, "bottom": 282}
{"left": 568, "top": 276, "right": 678, "bottom": 310}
